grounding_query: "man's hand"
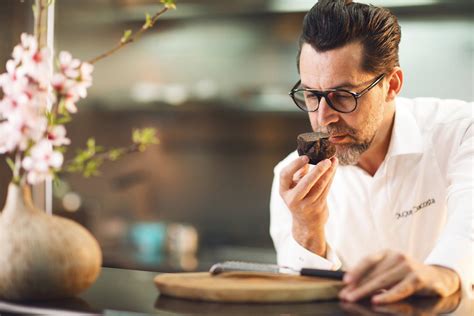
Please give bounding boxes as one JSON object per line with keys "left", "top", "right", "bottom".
{"left": 339, "top": 250, "right": 461, "bottom": 304}
{"left": 279, "top": 155, "right": 338, "bottom": 256}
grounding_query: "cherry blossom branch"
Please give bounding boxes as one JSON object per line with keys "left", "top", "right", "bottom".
{"left": 34, "top": 0, "right": 53, "bottom": 48}
{"left": 64, "top": 128, "right": 158, "bottom": 178}
{"left": 1, "top": 0, "right": 171, "bottom": 185}
{"left": 34, "top": 2, "right": 45, "bottom": 46}
{"left": 87, "top": 5, "right": 171, "bottom": 65}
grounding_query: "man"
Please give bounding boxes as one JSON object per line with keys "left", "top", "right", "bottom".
{"left": 270, "top": 0, "right": 473, "bottom": 304}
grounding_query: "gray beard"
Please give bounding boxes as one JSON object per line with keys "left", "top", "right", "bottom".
{"left": 321, "top": 121, "right": 378, "bottom": 165}
{"left": 336, "top": 141, "right": 372, "bottom": 166}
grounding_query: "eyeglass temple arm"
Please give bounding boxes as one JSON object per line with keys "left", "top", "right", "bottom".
{"left": 355, "top": 74, "right": 386, "bottom": 98}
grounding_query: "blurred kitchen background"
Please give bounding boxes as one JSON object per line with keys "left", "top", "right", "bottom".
{"left": 0, "top": 0, "right": 473, "bottom": 272}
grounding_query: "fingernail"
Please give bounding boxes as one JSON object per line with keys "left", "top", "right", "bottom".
{"left": 322, "top": 159, "right": 331, "bottom": 168}
{"left": 343, "top": 273, "right": 352, "bottom": 283}
{"left": 372, "top": 296, "right": 380, "bottom": 304}
{"left": 302, "top": 155, "right": 309, "bottom": 163}
{"left": 346, "top": 294, "right": 355, "bottom": 302}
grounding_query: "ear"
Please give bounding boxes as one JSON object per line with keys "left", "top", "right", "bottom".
{"left": 385, "top": 67, "right": 403, "bottom": 102}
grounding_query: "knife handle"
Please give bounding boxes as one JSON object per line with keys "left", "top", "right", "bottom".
{"left": 300, "top": 268, "right": 345, "bottom": 280}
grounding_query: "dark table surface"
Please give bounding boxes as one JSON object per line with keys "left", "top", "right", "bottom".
{"left": 0, "top": 267, "right": 471, "bottom": 316}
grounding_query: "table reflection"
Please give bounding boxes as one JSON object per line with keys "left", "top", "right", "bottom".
{"left": 339, "top": 293, "right": 462, "bottom": 316}
{"left": 0, "top": 268, "right": 470, "bottom": 316}
{"left": 154, "top": 290, "right": 464, "bottom": 316}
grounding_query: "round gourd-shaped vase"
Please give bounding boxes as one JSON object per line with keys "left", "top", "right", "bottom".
{"left": 0, "top": 183, "right": 102, "bottom": 300}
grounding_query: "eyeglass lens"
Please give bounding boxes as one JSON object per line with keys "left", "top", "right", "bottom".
{"left": 293, "top": 90, "right": 356, "bottom": 112}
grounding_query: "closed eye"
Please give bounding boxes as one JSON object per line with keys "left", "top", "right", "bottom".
{"left": 304, "top": 91, "right": 319, "bottom": 99}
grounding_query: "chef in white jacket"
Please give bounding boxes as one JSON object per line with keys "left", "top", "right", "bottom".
{"left": 270, "top": 0, "right": 473, "bottom": 304}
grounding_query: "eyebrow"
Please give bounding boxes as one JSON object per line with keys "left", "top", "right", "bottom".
{"left": 301, "top": 81, "right": 358, "bottom": 90}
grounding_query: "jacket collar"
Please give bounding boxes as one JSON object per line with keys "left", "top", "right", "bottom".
{"left": 386, "top": 99, "right": 424, "bottom": 158}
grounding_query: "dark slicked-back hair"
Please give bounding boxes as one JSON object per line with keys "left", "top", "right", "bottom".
{"left": 297, "top": 0, "right": 401, "bottom": 75}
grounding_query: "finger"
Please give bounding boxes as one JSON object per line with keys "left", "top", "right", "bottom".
{"left": 291, "top": 158, "right": 332, "bottom": 200}
{"left": 371, "top": 303, "right": 414, "bottom": 315}
{"left": 372, "top": 274, "right": 420, "bottom": 304}
{"left": 340, "top": 264, "right": 407, "bottom": 302}
{"left": 292, "top": 164, "right": 309, "bottom": 185}
{"left": 279, "top": 156, "right": 309, "bottom": 192}
{"left": 344, "top": 251, "right": 387, "bottom": 284}
{"left": 319, "top": 158, "right": 338, "bottom": 197}
{"left": 307, "top": 157, "right": 338, "bottom": 202}
{"left": 339, "top": 302, "right": 380, "bottom": 316}
{"left": 338, "top": 283, "right": 357, "bottom": 299}
{"left": 353, "top": 251, "right": 408, "bottom": 286}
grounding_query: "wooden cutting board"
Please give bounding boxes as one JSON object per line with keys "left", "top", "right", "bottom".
{"left": 154, "top": 272, "right": 343, "bottom": 303}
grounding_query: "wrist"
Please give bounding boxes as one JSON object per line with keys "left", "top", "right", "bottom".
{"left": 292, "top": 217, "right": 327, "bottom": 257}
{"left": 428, "top": 265, "right": 461, "bottom": 296}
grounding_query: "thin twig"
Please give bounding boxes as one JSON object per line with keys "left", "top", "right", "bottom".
{"left": 63, "top": 143, "right": 140, "bottom": 168}
{"left": 35, "top": 1, "right": 47, "bottom": 47}
{"left": 88, "top": 7, "right": 169, "bottom": 65}
{"left": 14, "top": 151, "right": 21, "bottom": 181}
{"left": 93, "top": 143, "right": 140, "bottom": 162}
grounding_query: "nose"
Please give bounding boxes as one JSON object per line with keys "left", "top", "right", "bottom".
{"left": 310, "top": 97, "right": 339, "bottom": 128}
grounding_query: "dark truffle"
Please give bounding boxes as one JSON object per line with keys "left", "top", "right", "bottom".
{"left": 297, "top": 132, "right": 336, "bottom": 165}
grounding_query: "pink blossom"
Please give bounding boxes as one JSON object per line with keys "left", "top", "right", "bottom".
{"left": 0, "top": 38, "right": 50, "bottom": 114}
{"left": 0, "top": 33, "right": 95, "bottom": 184}
{"left": 58, "top": 51, "right": 81, "bottom": 79}
{"left": 6, "top": 59, "right": 19, "bottom": 75}
{"left": 0, "top": 68, "right": 29, "bottom": 99}
{"left": 0, "top": 107, "right": 47, "bottom": 153}
{"left": 80, "top": 62, "right": 94, "bottom": 82}
{"left": 11, "top": 33, "right": 38, "bottom": 66}
{"left": 0, "top": 122, "right": 22, "bottom": 154}
{"left": 10, "top": 34, "right": 51, "bottom": 86}
{"left": 22, "top": 139, "right": 63, "bottom": 185}
{"left": 47, "top": 125, "right": 71, "bottom": 146}
{"left": 52, "top": 53, "right": 93, "bottom": 113}
{"left": 74, "top": 62, "right": 94, "bottom": 98}
{"left": 23, "top": 47, "right": 52, "bottom": 85}
{"left": 63, "top": 94, "right": 79, "bottom": 113}
{"left": 0, "top": 95, "right": 29, "bottom": 118}
{"left": 18, "top": 33, "right": 38, "bottom": 58}
{"left": 51, "top": 73, "right": 66, "bottom": 91}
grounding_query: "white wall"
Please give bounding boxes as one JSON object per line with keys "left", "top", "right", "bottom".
{"left": 399, "top": 18, "right": 473, "bottom": 101}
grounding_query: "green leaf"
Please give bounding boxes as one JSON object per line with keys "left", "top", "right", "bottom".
{"left": 108, "top": 148, "right": 125, "bottom": 161}
{"left": 56, "top": 114, "right": 72, "bottom": 125}
{"left": 144, "top": 13, "right": 153, "bottom": 29}
{"left": 132, "top": 128, "right": 159, "bottom": 146}
{"left": 56, "top": 146, "right": 67, "bottom": 154}
{"left": 52, "top": 174, "right": 61, "bottom": 189}
{"left": 160, "top": 0, "right": 176, "bottom": 10}
{"left": 121, "top": 29, "right": 132, "bottom": 43}
{"left": 6, "top": 157, "right": 16, "bottom": 173}
{"left": 58, "top": 98, "right": 68, "bottom": 116}
{"left": 84, "top": 159, "right": 103, "bottom": 178}
{"left": 86, "top": 138, "right": 96, "bottom": 150}
{"left": 46, "top": 111, "right": 54, "bottom": 125}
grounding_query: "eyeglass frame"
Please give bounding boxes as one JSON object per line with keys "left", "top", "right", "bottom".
{"left": 289, "top": 73, "right": 386, "bottom": 114}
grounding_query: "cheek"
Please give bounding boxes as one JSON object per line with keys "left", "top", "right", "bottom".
{"left": 308, "top": 112, "right": 318, "bottom": 130}
{"left": 359, "top": 101, "right": 384, "bottom": 137}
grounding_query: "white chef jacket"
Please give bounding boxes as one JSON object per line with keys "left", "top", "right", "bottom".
{"left": 270, "top": 97, "right": 473, "bottom": 297}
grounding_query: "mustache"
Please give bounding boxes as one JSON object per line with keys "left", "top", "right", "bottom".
{"left": 319, "top": 123, "right": 357, "bottom": 138}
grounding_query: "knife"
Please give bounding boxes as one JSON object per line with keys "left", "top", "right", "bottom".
{"left": 209, "top": 261, "right": 345, "bottom": 280}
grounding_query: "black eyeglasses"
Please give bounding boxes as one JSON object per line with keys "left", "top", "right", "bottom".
{"left": 289, "top": 74, "right": 385, "bottom": 113}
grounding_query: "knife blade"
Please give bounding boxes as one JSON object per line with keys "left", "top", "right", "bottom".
{"left": 209, "top": 261, "right": 345, "bottom": 280}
